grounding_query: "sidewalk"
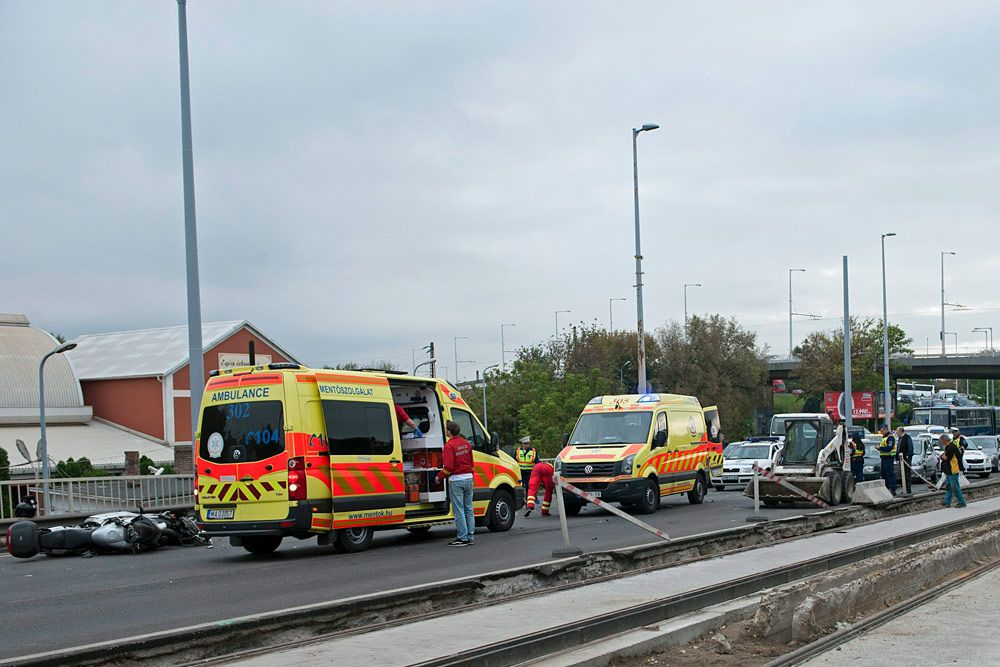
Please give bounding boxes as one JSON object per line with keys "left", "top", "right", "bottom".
{"left": 235, "top": 497, "right": 1000, "bottom": 666}
{"left": 804, "top": 564, "right": 1000, "bottom": 666}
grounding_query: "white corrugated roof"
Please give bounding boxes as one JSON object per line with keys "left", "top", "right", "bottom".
{"left": 0, "top": 421, "right": 174, "bottom": 468}
{"left": 0, "top": 315, "right": 83, "bottom": 410}
{"left": 66, "top": 321, "right": 298, "bottom": 381}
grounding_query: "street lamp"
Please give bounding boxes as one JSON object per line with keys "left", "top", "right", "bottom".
{"left": 482, "top": 364, "right": 500, "bottom": 431}
{"left": 941, "top": 251, "right": 956, "bottom": 355}
{"left": 453, "top": 336, "right": 468, "bottom": 384}
{"left": 619, "top": 359, "right": 633, "bottom": 391}
{"left": 632, "top": 122, "right": 659, "bottom": 393}
{"left": 555, "top": 309, "right": 571, "bottom": 339}
{"left": 788, "top": 268, "right": 807, "bottom": 356}
{"left": 500, "top": 323, "right": 515, "bottom": 371}
{"left": 683, "top": 283, "right": 702, "bottom": 329}
{"left": 39, "top": 341, "right": 77, "bottom": 515}
{"left": 880, "top": 233, "right": 896, "bottom": 429}
{"left": 609, "top": 298, "right": 626, "bottom": 332}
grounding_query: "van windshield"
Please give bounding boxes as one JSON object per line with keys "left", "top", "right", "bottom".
{"left": 200, "top": 400, "right": 284, "bottom": 463}
{"left": 570, "top": 411, "right": 653, "bottom": 446}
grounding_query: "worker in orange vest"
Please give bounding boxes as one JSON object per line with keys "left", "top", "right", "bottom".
{"left": 523, "top": 459, "right": 554, "bottom": 518}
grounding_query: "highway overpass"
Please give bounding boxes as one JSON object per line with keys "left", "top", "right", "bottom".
{"left": 769, "top": 352, "right": 1000, "bottom": 381}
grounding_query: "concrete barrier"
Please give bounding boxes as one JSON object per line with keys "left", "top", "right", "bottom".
{"left": 851, "top": 480, "right": 894, "bottom": 505}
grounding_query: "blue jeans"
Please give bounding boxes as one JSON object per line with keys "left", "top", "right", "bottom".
{"left": 450, "top": 477, "right": 475, "bottom": 543}
{"left": 944, "top": 473, "right": 966, "bottom": 507}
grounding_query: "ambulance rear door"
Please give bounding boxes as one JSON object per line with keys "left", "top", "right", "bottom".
{"left": 316, "top": 373, "right": 406, "bottom": 529}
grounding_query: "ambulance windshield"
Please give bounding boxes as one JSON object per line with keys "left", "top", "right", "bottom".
{"left": 199, "top": 401, "right": 285, "bottom": 463}
{"left": 569, "top": 411, "right": 653, "bottom": 446}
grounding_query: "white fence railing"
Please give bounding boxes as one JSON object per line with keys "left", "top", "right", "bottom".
{"left": 1, "top": 475, "right": 195, "bottom": 520}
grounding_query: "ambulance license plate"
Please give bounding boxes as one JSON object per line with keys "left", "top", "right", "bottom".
{"left": 589, "top": 490, "right": 602, "bottom": 498}
{"left": 206, "top": 509, "right": 234, "bottom": 520}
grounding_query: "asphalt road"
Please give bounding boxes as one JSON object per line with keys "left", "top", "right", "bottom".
{"left": 0, "top": 489, "right": 827, "bottom": 660}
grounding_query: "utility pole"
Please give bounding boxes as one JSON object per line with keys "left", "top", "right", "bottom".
{"left": 788, "top": 268, "right": 806, "bottom": 356}
{"left": 940, "top": 251, "right": 956, "bottom": 355}
{"left": 880, "top": 233, "right": 896, "bottom": 429}
{"left": 843, "top": 256, "right": 853, "bottom": 429}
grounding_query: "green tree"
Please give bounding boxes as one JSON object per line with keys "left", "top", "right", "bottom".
{"left": 54, "top": 457, "right": 107, "bottom": 478}
{"left": 139, "top": 455, "right": 175, "bottom": 475}
{"left": 652, "top": 315, "right": 770, "bottom": 439}
{"left": 793, "top": 317, "right": 913, "bottom": 402}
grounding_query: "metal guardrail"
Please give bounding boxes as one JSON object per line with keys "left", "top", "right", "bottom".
{"left": 0, "top": 475, "right": 194, "bottom": 520}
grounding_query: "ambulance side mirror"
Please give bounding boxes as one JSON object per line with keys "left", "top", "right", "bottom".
{"left": 562, "top": 433, "right": 570, "bottom": 446}
{"left": 653, "top": 430, "right": 667, "bottom": 447}
{"left": 490, "top": 432, "right": 500, "bottom": 452}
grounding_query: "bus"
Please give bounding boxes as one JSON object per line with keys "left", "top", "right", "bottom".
{"left": 911, "top": 406, "right": 995, "bottom": 436}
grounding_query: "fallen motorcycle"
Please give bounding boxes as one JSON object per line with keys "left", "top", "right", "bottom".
{"left": 6, "top": 509, "right": 208, "bottom": 559}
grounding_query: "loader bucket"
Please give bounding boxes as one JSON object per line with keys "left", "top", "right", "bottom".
{"left": 743, "top": 476, "right": 831, "bottom": 504}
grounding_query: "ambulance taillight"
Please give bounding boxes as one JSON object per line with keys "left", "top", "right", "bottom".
{"left": 287, "top": 457, "right": 306, "bottom": 500}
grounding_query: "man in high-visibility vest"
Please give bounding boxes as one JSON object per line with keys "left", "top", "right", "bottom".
{"left": 850, "top": 434, "right": 866, "bottom": 484}
{"left": 515, "top": 436, "right": 537, "bottom": 491}
{"left": 523, "top": 460, "right": 555, "bottom": 518}
{"left": 877, "top": 424, "right": 897, "bottom": 495}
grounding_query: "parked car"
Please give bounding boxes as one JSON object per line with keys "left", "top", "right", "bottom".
{"left": 969, "top": 435, "right": 1000, "bottom": 472}
{"left": 920, "top": 437, "right": 992, "bottom": 481}
{"left": 714, "top": 438, "right": 781, "bottom": 490}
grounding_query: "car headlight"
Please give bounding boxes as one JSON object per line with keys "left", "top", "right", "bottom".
{"left": 864, "top": 465, "right": 876, "bottom": 473}
{"left": 554, "top": 457, "right": 563, "bottom": 474}
{"left": 621, "top": 455, "right": 636, "bottom": 475}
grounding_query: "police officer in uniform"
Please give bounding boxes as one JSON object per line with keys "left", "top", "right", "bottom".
{"left": 515, "top": 436, "right": 537, "bottom": 491}
{"left": 896, "top": 426, "right": 913, "bottom": 495}
{"left": 877, "top": 424, "right": 897, "bottom": 495}
{"left": 850, "top": 433, "right": 866, "bottom": 484}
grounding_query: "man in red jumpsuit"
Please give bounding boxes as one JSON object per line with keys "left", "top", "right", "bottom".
{"left": 523, "top": 460, "right": 554, "bottom": 517}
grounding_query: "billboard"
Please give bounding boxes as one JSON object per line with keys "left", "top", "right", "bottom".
{"left": 824, "top": 391, "right": 875, "bottom": 420}
{"left": 218, "top": 352, "right": 272, "bottom": 371}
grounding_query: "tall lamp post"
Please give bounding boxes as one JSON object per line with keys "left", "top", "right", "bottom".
{"left": 632, "top": 122, "right": 659, "bottom": 393}
{"left": 609, "top": 297, "right": 626, "bottom": 332}
{"left": 940, "top": 251, "right": 956, "bottom": 354}
{"left": 453, "top": 336, "right": 468, "bottom": 384}
{"left": 788, "top": 268, "right": 807, "bottom": 356}
{"left": 39, "top": 341, "right": 77, "bottom": 515}
{"left": 880, "top": 233, "right": 896, "bottom": 429}
{"left": 177, "top": 0, "right": 205, "bottom": 465}
{"left": 555, "top": 309, "right": 571, "bottom": 339}
{"left": 482, "top": 364, "right": 500, "bottom": 431}
{"left": 500, "top": 323, "right": 515, "bottom": 371}
{"left": 683, "top": 283, "right": 701, "bottom": 330}
{"left": 619, "top": 359, "right": 633, "bottom": 392}
{"left": 974, "top": 327, "right": 994, "bottom": 405}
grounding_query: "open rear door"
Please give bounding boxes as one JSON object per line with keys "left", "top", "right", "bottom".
{"left": 316, "top": 373, "right": 406, "bottom": 530}
{"left": 703, "top": 406, "right": 723, "bottom": 474}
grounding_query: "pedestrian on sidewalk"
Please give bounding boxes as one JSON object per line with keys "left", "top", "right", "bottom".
{"left": 523, "top": 459, "right": 555, "bottom": 518}
{"left": 939, "top": 433, "right": 967, "bottom": 508}
{"left": 877, "top": 424, "right": 898, "bottom": 496}
{"left": 437, "top": 420, "right": 476, "bottom": 546}
{"left": 896, "top": 426, "right": 913, "bottom": 495}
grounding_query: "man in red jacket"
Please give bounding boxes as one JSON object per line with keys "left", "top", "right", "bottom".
{"left": 436, "top": 420, "right": 475, "bottom": 546}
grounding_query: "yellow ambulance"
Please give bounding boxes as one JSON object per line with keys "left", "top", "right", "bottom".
{"left": 555, "top": 394, "right": 722, "bottom": 515}
{"left": 194, "top": 364, "right": 523, "bottom": 554}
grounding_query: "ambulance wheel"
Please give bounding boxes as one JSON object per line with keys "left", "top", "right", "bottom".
{"left": 687, "top": 473, "right": 707, "bottom": 505}
{"left": 241, "top": 536, "right": 282, "bottom": 555}
{"left": 487, "top": 489, "right": 515, "bottom": 532}
{"left": 824, "top": 470, "right": 843, "bottom": 505}
{"left": 762, "top": 497, "right": 780, "bottom": 507}
{"left": 336, "top": 527, "right": 374, "bottom": 553}
{"left": 635, "top": 479, "right": 659, "bottom": 514}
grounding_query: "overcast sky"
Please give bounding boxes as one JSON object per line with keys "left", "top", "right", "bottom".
{"left": 4, "top": 1, "right": 1000, "bottom": 380}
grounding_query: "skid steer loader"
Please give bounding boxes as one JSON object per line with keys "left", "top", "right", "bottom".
{"left": 743, "top": 413, "right": 852, "bottom": 506}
